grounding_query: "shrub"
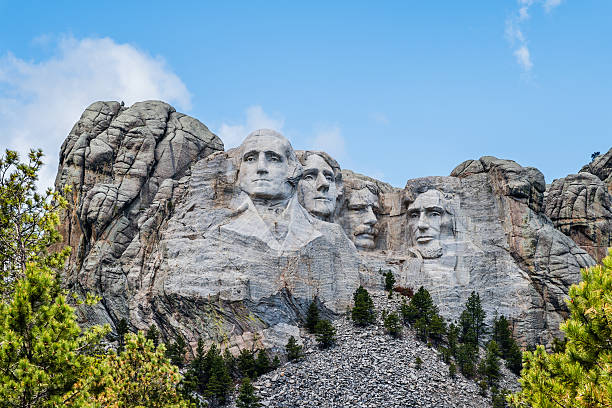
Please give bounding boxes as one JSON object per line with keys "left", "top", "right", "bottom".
{"left": 384, "top": 270, "right": 396, "bottom": 291}
{"left": 315, "top": 319, "right": 336, "bottom": 349}
{"left": 449, "top": 362, "right": 457, "bottom": 379}
{"left": 351, "top": 286, "right": 376, "bottom": 326}
{"left": 393, "top": 286, "right": 414, "bottom": 298}
{"left": 286, "top": 336, "right": 303, "bottom": 361}
{"left": 415, "top": 356, "right": 423, "bottom": 370}
{"left": 383, "top": 311, "right": 402, "bottom": 338}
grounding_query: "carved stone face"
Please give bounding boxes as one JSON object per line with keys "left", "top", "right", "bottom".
{"left": 407, "top": 189, "right": 446, "bottom": 258}
{"left": 346, "top": 188, "right": 379, "bottom": 250}
{"left": 239, "top": 134, "right": 293, "bottom": 200}
{"left": 298, "top": 154, "right": 338, "bottom": 220}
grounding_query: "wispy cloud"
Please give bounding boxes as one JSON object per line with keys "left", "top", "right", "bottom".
{"left": 370, "top": 112, "right": 390, "bottom": 126}
{"left": 217, "top": 106, "right": 285, "bottom": 149}
{"left": 0, "top": 35, "right": 191, "bottom": 189}
{"left": 506, "top": 0, "right": 565, "bottom": 74}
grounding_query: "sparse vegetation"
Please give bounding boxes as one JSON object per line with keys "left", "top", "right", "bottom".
{"left": 305, "top": 300, "right": 320, "bottom": 334}
{"left": 286, "top": 336, "right": 303, "bottom": 362}
{"left": 352, "top": 286, "right": 376, "bottom": 326}
{"left": 315, "top": 319, "right": 336, "bottom": 349}
{"left": 383, "top": 310, "right": 402, "bottom": 338}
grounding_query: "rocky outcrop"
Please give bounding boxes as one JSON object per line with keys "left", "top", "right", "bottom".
{"left": 55, "top": 101, "right": 598, "bottom": 353}
{"left": 580, "top": 148, "right": 612, "bottom": 194}
{"left": 544, "top": 173, "right": 612, "bottom": 262}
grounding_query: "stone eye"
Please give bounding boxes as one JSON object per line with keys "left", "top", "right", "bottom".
{"left": 303, "top": 174, "right": 315, "bottom": 181}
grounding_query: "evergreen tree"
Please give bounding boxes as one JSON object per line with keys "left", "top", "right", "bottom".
{"left": 449, "top": 362, "right": 457, "bottom": 379}
{"left": 272, "top": 355, "right": 281, "bottom": 369}
{"left": 89, "top": 332, "right": 190, "bottom": 408}
{"left": 255, "top": 350, "right": 271, "bottom": 376}
{"left": 447, "top": 322, "right": 459, "bottom": 358}
{"left": 415, "top": 356, "right": 423, "bottom": 370}
{"left": 505, "top": 341, "right": 522, "bottom": 376}
{"left": 305, "top": 300, "right": 320, "bottom": 333}
{"left": 428, "top": 313, "right": 446, "bottom": 345}
{"left": 315, "top": 319, "right": 336, "bottom": 349}
{"left": 236, "top": 377, "right": 261, "bottom": 408}
{"left": 351, "top": 286, "right": 376, "bottom": 326}
{"left": 384, "top": 270, "right": 396, "bottom": 291}
{"left": 223, "top": 348, "right": 237, "bottom": 377}
{"left": 510, "top": 251, "right": 612, "bottom": 408}
{"left": 459, "top": 291, "right": 486, "bottom": 346}
{"left": 116, "top": 318, "right": 129, "bottom": 353}
{"left": 492, "top": 388, "right": 509, "bottom": 408}
{"left": 286, "top": 336, "right": 303, "bottom": 361}
{"left": 182, "top": 339, "right": 208, "bottom": 394}
{"left": 237, "top": 349, "right": 258, "bottom": 379}
{"left": 146, "top": 324, "right": 161, "bottom": 347}
{"left": 166, "top": 334, "right": 188, "bottom": 368}
{"left": 204, "top": 347, "right": 232, "bottom": 407}
{"left": 400, "top": 297, "right": 417, "bottom": 325}
{"left": 492, "top": 315, "right": 513, "bottom": 358}
{"left": 383, "top": 311, "right": 402, "bottom": 338}
{"left": 456, "top": 342, "right": 477, "bottom": 378}
{"left": 483, "top": 340, "right": 502, "bottom": 389}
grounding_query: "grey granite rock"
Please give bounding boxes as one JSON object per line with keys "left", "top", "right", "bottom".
{"left": 544, "top": 173, "right": 612, "bottom": 262}
{"left": 580, "top": 147, "right": 612, "bottom": 194}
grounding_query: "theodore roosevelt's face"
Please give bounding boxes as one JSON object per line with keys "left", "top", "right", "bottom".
{"left": 407, "top": 190, "right": 445, "bottom": 255}
{"left": 346, "top": 188, "right": 379, "bottom": 250}
{"left": 298, "top": 154, "right": 337, "bottom": 219}
{"left": 239, "top": 135, "right": 292, "bottom": 200}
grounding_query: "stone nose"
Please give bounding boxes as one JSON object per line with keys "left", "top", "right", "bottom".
{"left": 364, "top": 207, "right": 377, "bottom": 226}
{"left": 256, "top": 153, "right": 268, "bottom": 173}
{"left": 316, "top": 173, "right": 330, "bottom": 191}
{"left": 417, "top": 212, "right": 429, "bottom": 230}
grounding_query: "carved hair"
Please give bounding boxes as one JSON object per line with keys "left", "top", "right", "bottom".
{"left": 295, "top": 150, "right": 343, "bottom": 195}
{"left": 238, "top": 129, "right": 303, "bottom": 187}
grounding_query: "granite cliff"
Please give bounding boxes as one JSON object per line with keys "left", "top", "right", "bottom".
{"left": 55, "top": 100, "right": 607, "bottom": 354}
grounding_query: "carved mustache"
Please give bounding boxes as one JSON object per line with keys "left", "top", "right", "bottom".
{"left": 354, "top": 225, "right": 378, "bottom": 237}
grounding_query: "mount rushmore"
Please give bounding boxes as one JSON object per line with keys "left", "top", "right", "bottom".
{"left": 54, "top": 100, "right": 612, "bottom": 355}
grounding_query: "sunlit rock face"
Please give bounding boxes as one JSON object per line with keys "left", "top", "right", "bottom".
{"left": 56, "top": 101, "right": 605, "bottom": 353}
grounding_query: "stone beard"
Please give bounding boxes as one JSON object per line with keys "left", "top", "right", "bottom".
{"left": 345, "top": 186, "right": 379, "bottom": 250}
{"left": 297, "top": 152, "right": 341, "bottom": 222}
{"left": 407, "top": 189, "right": 453, "bottom": 259}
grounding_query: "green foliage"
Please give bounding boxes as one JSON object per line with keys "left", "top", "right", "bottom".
{"left": 237, "top": 349, "right": 257, "bottom": 379}
{"left": 236, "top": 377, "right": 261, "bottom": 408}
{"left": 116, "top": 318, "right": 129, "bottom": 353}
{"left": 255, "top": 350, "right": 271, "bottom": 376}
{"left": 89, "top": 332, "right": 190, "bottom": 408}
{"left": 402, "top": 286, "right": 446, "bottom": 344}
{"left": 0, "top": 149, "right": 70, "bottom": 300}
{"left": 510, "top": 251, "right": 612, "bottom": 408}
{"left": 492, "top": 314, "right": 523, "bottom": 375}
{"left": 483, "top": 340, "right": 502, "bottom": 389}
{"left": 459, "top": 291, "right": 486, "bottom": 346}
{"left": 272, "top": 355, "right": 281, "bottom": 369}
{"left": 447, "top": 322, "right": 459, "bottom": 358}
{"left": 505, "top": 340, "right": 522, "bottom": 376}
{"left": 166, "top": 334, "right": 188, "bottom": 368}
{"left": 449, "top": 362, "right": 457, "bottom": 379}
{"left": 384, "top": 270, "right": 396, "bottom": 291}
{"left": 415, "top": 356, "right": 423, "bottom": 370}
{"left": 146, "top": 324, "right": 161, "bottom": 347}
{"left": 183, "top": 341, "right": 232, "bottom": 404}
{"left": 286, "top": 336, "right": 303, "bottom": 362}
{"left": 0, "top": 262, "right": 110, "bottom": 407}
{"left": 492, "top": 388, "right": 510, "bottom": 408}
{"left": 479, "top": 379, "right": 488, "bottom": 397}
{"left": 456, "top": 342, "right": 477, "bottom": 378}
{"left": 305, "top": 300, "right": 320, "bottom": 334}
{"left": 383, "top": 311, "right": 402, "bottom": 338}
{"left": 223, "top": 348, "right": 236, "bottom": 377}
{"left": 351, "top": 286, "right": 376, "bottom": 326}
{"left": 315, "top": 319, "right": 336, "bottom": 349}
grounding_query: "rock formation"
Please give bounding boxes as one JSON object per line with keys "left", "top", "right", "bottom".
{"left": 55, "top": 101, "right": 601, "bottom": 353}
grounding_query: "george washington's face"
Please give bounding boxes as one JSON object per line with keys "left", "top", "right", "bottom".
{"left": 239, "top": 134, "right": 293, "bottom": 200}
{"left": 298, "top": 154, "right": 338, "bottom": 219}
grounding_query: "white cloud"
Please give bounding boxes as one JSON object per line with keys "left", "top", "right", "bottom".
{"left": 311, "top": 125, "right": 347, "bottom": 163}
{"left": 544, "top": 0, "right": 563, "bottom": 12}
{"left": 217, "top": 105, "right": 285, "bottom": 149}
{"left": 0, "top": 36, "right": 191, "bottom": 190}
{"left": 514, "top": 45, "right": 533, "bottom": 71}
{"left": 370, "top": 112, "right": 390, "bottom": 125}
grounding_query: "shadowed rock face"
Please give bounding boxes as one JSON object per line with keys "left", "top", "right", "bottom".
{"left": 56, "top": 101, "right": 602, "bottom": 353}
{"left": 580, "top": 148, "right": 612, "bottom": 195}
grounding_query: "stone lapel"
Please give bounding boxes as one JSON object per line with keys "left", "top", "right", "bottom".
{"left": 221, "top": 193, "right": 322, "bottom": 254}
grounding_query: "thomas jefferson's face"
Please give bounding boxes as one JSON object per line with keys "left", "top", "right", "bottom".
{"left": 407, "top": 190, "right": 444, "bottom": 255}
{"left": 346, "top": 188, "right": 379, "bottom": 250}
{"left": 239, "top": 135, "right": 292, "bottom": 200}
{"left": 298, "top": 154, "right": 337, "bottom": 219}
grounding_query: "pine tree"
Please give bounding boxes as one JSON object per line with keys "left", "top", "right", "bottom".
{"left": 447, "top": 322, "right": 459, "bottom": 358}
{"left": 146, "top": 324, "right": 161, "bottom": 347}
{"left": 315, "top": 319, "right": 336, "bottom": 349}
{"left": 286, "top": 336, "right": 303, "bottom": 361}
{"left": 182, "top": 338, "right": 208, "bottom": 394}
{"left": 351, "top": 286, "right": 376, "bottom": 326}
{"left": 237, "top": 349, "right": 258, "bottom": 379}
{"left": 305, "top": 300, "right": 320, "bottom": 333}
{"left": 510, "top": 251, "right": 612, "bottom": 408}
{"left": 89, "top": 332, "right": 190, "bottom": 407}
{"left": 384, "top": 270, "right": 396, "bottom": 291}
{"left": 204, "top": 347, "right": 232, "bottom": 407}
{"left": 116, "top": 318, "right": 129, "bottom": 353}
{"left": 492, "top": 315, "right": 513, "bottom": 358}
{"left": 449, "top": 362, "right": 457, "bottom": 379}
{"left": 0, "top": 149, "right": 111, "bottom": 407}
{"left": 223, "top": 347, "right": 237, "bottom": 377}
{"left": 505, "top": 340, "right": 522, "bottom": 376}
{"left": 456, "top": 342, "right": 477, "bottom": 378}
{"left": 383, "top": 311, "right": 402, "bottom": 338}
{"left": 255, "top": 350, "right": 271, "bottom": 376}
{"left": 236, "top": 377, "right": 261, "bottom": 408}
{"left": 415, "top": 356, "right": 423, "bottom": 370}
{"left": 166, "top": 334, "right": 188, "bottom": 368}
{"left": 459, "top": 291, "right": 486, "bottom": 346}
{"left": 272, "top": 355, "right": 281, "bottom": 369}
{"left": 483, "top": 340, "right": 502, "bottom": 389}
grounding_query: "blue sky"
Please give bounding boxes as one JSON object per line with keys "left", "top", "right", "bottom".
{"left": 0, "top": 1, "right": 610, "bottom": 188}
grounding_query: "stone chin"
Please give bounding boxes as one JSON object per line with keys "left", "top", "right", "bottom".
{"left": 353, "top": 233, "right": 376, "bottom": 250}
{"left": 414, "top": 242, "right": 443, "bottom": 259}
